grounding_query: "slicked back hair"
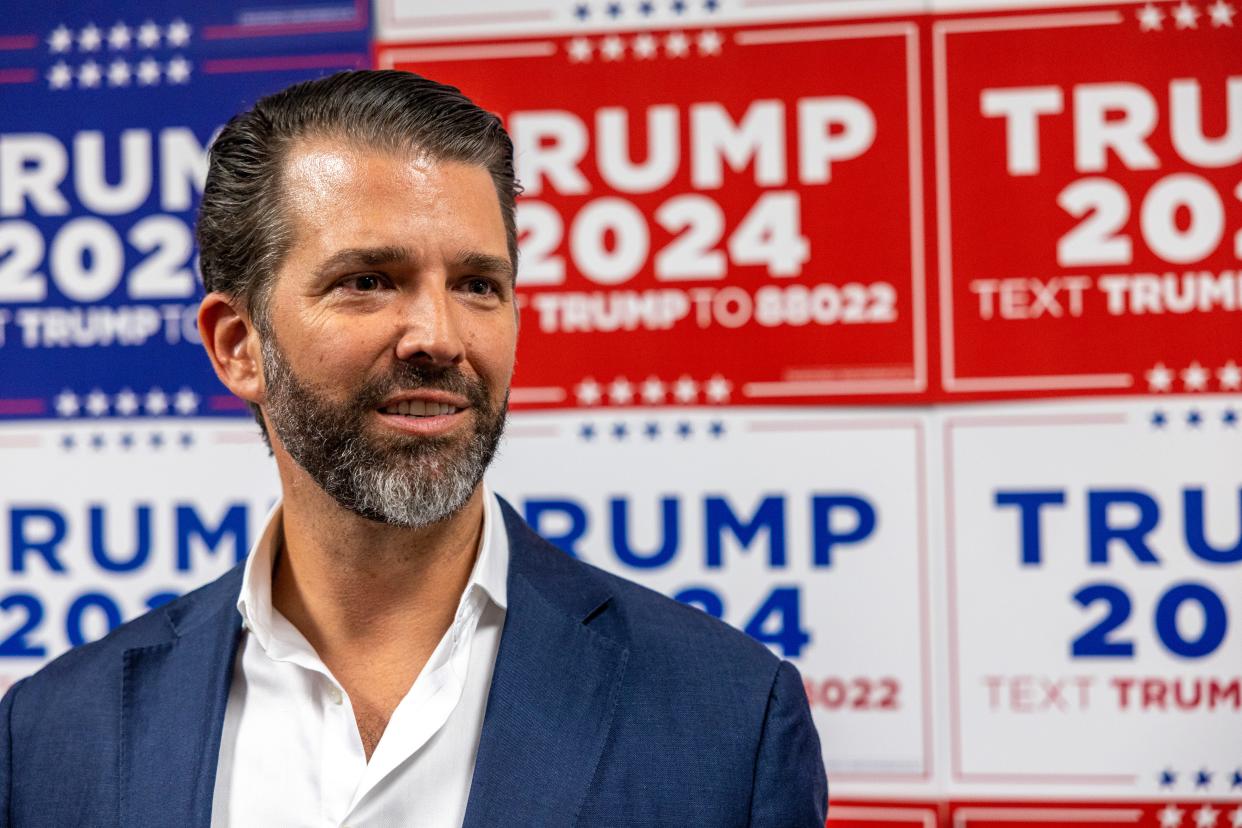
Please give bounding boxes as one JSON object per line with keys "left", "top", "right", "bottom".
{"left": 195, "top": 70, "right": 519, "bottom": 442}
{"left": 197, "top": 69, "right": 518, "bottom": 329}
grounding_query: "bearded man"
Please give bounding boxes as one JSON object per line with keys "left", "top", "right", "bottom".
{"left": 0, "top": 70, "right": 827, "bottom": 827}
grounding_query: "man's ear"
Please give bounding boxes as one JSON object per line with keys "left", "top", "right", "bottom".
{"left": 198, "top": 292, "right": 265, "bottom": 405}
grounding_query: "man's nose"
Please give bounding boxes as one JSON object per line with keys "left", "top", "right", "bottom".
{"left": 393, "top": 286, "right": 465, "bottom": 365}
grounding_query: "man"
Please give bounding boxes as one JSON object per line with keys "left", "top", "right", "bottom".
{"left": 0, "top": 71, "right": 826, "bottom": 826}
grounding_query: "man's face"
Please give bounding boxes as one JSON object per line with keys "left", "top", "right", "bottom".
{"left": 257, "top": 138, "right": 517, "bottom": 527}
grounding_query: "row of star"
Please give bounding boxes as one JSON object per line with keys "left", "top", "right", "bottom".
{"left": 1145, "top": 361, "right": 1240, "bottom": 392}
{"left": 59, "top": 431, "right": 196, "bottom": 451}
{"left": 1155, "top": 802, "right": 1242, "bottom": 828}
{"left": 1160, "top": 768, "right": 1242, "bottom": 789}
{"left": 574, "top": 0, "right": 720, "bottom": 20}
{"left": 1137, "top": 0, "right": 1235, "bottom": 29}
{"left": 1151, "top": 407, "right": 1239, "bottom": 427}
{"left": 47, "top": 20, "right": 191, "bottom": 54}
{"left": 574, "top": 374, "right": 732, "bottom": 405}
{"left": 54, "top": 388, "right": 200, "bottom": 418}
{"left": 579, "top": 419, "right": 725, "bottom": 440}
{"left": 46, "top": 56, "right": 191, "bottom": 90}
{"left": 567, "top": 29, "right": 722, "bottom": 61}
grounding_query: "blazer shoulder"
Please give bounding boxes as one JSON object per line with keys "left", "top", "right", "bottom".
{"left": 13, "top": 562, "right": 244, "bottom": 701}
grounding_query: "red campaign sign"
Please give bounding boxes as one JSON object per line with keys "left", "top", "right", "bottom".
{"left": 377, "top": 21, "right": 926, "bottom": 409}
{"left": 934, "top": 5, "right": 1242, "bottom": 399}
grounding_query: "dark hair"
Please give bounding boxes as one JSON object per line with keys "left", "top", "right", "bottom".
{"left": 195, "top": 69, "right": 519, "bottom": 440}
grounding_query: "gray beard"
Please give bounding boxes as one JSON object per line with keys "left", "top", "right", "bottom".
{"left": 259, "top": 335, "right": 507, "bottom": 528}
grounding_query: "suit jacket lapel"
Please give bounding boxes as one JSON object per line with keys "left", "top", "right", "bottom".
{"left": 120, "top": 568, "right": 244, "bottom": 828}
{"left": 463, "top": 503, "right": 629, "bottom": 828}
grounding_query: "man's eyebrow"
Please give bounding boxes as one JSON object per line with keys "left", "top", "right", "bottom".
{"left": 313, "top": 246, "right": 414, "bottom": 280}
{"left": 455, "top": 250, "right": 516, "bottom": 283}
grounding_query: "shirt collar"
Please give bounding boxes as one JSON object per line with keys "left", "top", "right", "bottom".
{"left": 237, "top": 482, "right": 509, "bottom": 659}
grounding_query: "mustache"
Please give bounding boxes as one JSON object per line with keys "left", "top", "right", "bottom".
{"left": 357, "top": 362, "right": 492, "bottom": 410}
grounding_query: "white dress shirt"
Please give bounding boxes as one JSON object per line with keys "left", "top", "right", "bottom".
{"left": 210, "top": 486, "right": 510, "bottom": 828}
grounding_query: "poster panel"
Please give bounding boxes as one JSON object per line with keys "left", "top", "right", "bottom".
{"left": 489, "top": 408, "right": 934, "bottom": 788}
{"left": 377, "top": 17, "right": 928, "bottom": 408}
{"left": 933, "top": 4, "right": 1242, "bottom": 398}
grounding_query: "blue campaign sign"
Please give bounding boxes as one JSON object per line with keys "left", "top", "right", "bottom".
{"left": 0, "top": 0, "right": 370, "bottom": 422}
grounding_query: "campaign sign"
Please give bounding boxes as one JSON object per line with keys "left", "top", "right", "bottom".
{"left": 488, "top": 408, "right": 933, "bottom": 785}
{"left": 933, "top": 5, "right": 1242, "bottom": 398}
{"left": 943, "top": 398, "right": 1242, "bottom": 796}
{"left": 0, "top": 420, "right": 278, "bottom": 693}
{"left": 0, "top": 0, "right": 369, "bottom": 423}
{"left": 377, "top": 19, "right": 928, "bottom": 408}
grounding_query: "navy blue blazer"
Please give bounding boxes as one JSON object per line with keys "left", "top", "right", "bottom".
{"left": 0, "top": 500, "right": 827, "bottom": 827}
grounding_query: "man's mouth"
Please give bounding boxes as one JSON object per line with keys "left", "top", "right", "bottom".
{"left": 378, "top": 401, "right": 464, "bottom": 417}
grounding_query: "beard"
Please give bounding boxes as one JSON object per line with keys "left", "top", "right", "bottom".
{"left": 259, "top": 335, "right": 508, "bottom": 528}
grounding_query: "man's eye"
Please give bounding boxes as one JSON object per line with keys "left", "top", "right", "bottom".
{"left": 465, "top": 277, "right": 498, "bottom": 296}
{"left": 345, "top": 274, "right": 381, "bottom": 292}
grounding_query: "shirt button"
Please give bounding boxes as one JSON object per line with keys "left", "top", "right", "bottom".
{"left": 327, "top": 685, "right": 343, "bottom": 705}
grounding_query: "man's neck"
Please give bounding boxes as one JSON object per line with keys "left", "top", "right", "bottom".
{"left": 270, "top": 467, "right": 486, "bottom": 683}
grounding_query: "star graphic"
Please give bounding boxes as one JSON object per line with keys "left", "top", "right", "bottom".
{"left": 90, "top": 433, "right": 106, "bottom": 450}
{"left": 705, "top": 374, "right": 732, "bottom": 403}
{"left": 1208, "top": 0, "right": 1236, "bottom": 23}
{"left": 48, "top": 24, "right": 73, "bottom": 53}
{"left": 567, "top": 37, "right": 593, "bottom": 62}
{"left": 574, "top": 3, "right": 590, "bottom": 19}
{"left": 136, "top": 20, "right": 161, "bottom": 49}
{"left": 1160, "top": 769, "right": 1177, "bottom": 786}
{"left": 643, "top": 421, "right": 660, "bottom": 438}
{"left": 1173, "top": 0, "right": 1201, "bottom": 27}
{"left": 606, "top": 1, "right": 623, "bottom": 16}
{"left": 673, "top": 375, "right": 698, "bottom": 404}
{"left": 78, "top": 23, "right": 102, "bottom": 52}
{"left": 78, "top": 60, "right": 102, "bottom": 89}
{"left": 1230, "top": 805, "right": 1242, "bottom": 828}
{"left": 179, "top": 431, "right": 194, "bottom": 448}
{"left": 107, "top": 58, "right": 131, "bottom": 87}
{"left": 1232, "top": 769, "right": 1242, "bottom": 788}
{"left": 150, "top": 431, "right": 164, "bottom": 448}
{"left": 632, "top": 33, "right": 658, "bottom": 59}
{"left": 136, "top": 57, "right": 160, "bottom": 85}
{"left": 60, "top": 434, "right": 76, "bottom": 451}
{"left": 166, "top": 19, "right": 192, "bottom": 47}
{"left": 611, "top": 421, "right": 628, "bottom": 439}
{"left": 704, "top": 0, "right": 720, "bottom": 9}
{"left": 1197, "top": 769, "right": 1213, "bottom": 787}
{"left": 85, "top": 389, "right": 109, "bottom": 417}
{"left": 47, "top": 61, "right": 72, "bottom": 90}
{"left": 1187, "top": 409, "right": 1203, "bottom": 427}
{"left": 114, "top": 388, "right": 139, "bottom": 416}
{"left": 173, "top": 387, "right": 200, "bottom": 416}
{"left": 575, "top": 377, "right": 602, "bottom": 405}
{"left": 145, "top": 387, "right": 169, "bottom": 416}
{"left": 166, "top": 56, "right": 192, "bottom": 84}
{"left": 675, "top": 421, "right": 692, "bottom": 438}
{"left": 708, "top": 420, "right": 725, "bottom": 437}
{"left": 1195, "top": 804, "right": 1220, "bottom": 828}
{"left": 119, "top": 432, "right": 135, "bottom": 449}
{"left": 1151, "top": 410, "right": 1168, "bottom": 427}
{"left": 1182, "top": 361, "right": 1208, "bottom": 391}
{"left": 1217, "top": 360, "right": 1241, "bottom": 390}
{"left": 638, "top": 0, "right": 655, "bottom": 14}
{"left": 1160, "top": 804, "right": 1186, "bottom": 828}
{"left": 54, "top": 389, "right": 80, "bottom": 417}
{"left": 1225, "top": 409, "right": 1238, "bottom": 426}
{"left": 1138, "top": 1, "right": 1165, "bottom": 28}
{"left": 108, "top": 22, "right": 131, "bottom": 50}
{"left": 664, "top": 31, "right": 689, "bottom": 57}
{"left": 671, "top": 0, "right": 687, "bottom": 12}
{"left": 697, "top": 29, "right": 723, "bottom": 55}
{"left": 608, "top": 377, "right": 634, "bottom": 405}
{"left": 640, "top": 376, "right": 665, "bottom": 404}
{"left": 600, "top": 35, "right": 625, "bottom": 60}
{"left": 579, "top": 422, "right": 596, "bottom": 441}
{"left": 1146, "top": 362, "right": 1173, "bottom": 392}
